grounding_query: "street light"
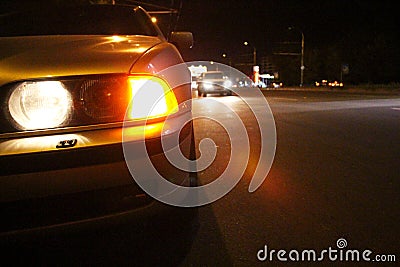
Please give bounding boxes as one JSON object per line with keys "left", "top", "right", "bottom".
{"left": 222, "top": 53, "right": 232, "bottom": 66}
{"left": 244, "top": 41, "right": 257, "bottom": 66}
{"left": 288, "top": 27, "right": 305, "bottom": 87}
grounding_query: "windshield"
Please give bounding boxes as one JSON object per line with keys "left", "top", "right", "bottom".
{"left": 0, "top": 4, "right": 159, "bottom": 37}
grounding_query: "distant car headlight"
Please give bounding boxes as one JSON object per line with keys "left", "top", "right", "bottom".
{"left": 203, "top": 82, "right": 213, "bottom": 89}
{"left": 8, "top": 81, "right": 72, "bottom": 130}
{"left": 223, "top": 80, "right": 232, "bottom": 88}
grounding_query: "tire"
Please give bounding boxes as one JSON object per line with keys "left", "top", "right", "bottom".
{"left": 197, "top": 86, "right": 204, "bottom": 97}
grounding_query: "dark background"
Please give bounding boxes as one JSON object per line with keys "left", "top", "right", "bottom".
{"left": 175, "top": 0, "right": 399, "bottom": 85}
{"left": 1, "top": 0, "right": 399, "bottom": 85}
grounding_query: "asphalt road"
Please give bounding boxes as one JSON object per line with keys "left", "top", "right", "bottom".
{"left": 2, "top": 90, "right": 399, "bottom": 266}
{"left": 179, "top": 90, "right": 400, "bottom": 266}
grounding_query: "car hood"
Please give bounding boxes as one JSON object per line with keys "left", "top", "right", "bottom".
{"left": 0, "top": 35, "right": 162, "bottom": 87}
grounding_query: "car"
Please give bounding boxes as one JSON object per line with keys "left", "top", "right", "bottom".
{"left": 315, "top": 79, "right": 343, "bottom": 87}
{"left": 327, "top": 80, "right": 344, "bottom": 87}
{"left": 197, "top": 71, "right": 233, "bottom": 97}
{"left": 0, "top": 1, "right": 195, "bottom": 235}
{"left": 271, "top": 81, "right": 283, "bottom": 88}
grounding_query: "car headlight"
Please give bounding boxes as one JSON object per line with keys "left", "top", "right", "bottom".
{"left": 203, "top": 82, "right": 213, "bottom": 89}
{"left": 5, "top": 75, "right": 179, "bottom": 133}
{"left": 8, "top": 81, "right": 72, "bottom": 130}
{"left": 223, "top": 80, "right": 232, "bottom": 88}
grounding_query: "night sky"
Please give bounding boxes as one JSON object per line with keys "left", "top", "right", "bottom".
{"left": 177, "top": 0, "right": 397, "bottom": 57}
{"left": 172, "top": 0, "right": 399, "bottom": 83}
{"left": 1, "top": 0, "right": 399, "bottom": 83}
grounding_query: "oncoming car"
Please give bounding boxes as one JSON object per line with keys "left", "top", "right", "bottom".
{"left": 197, "top": 71, "right": 233, "bottom": 97}
{"left": 0, "top": 1, "right": 195, "bottom": 235}
{"left": 315, "top": 79, "right": 344, "bottom": 87}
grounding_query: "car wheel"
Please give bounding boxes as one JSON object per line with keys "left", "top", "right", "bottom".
{"left": 197, "top": 86, "right": 203, "bottom": 97}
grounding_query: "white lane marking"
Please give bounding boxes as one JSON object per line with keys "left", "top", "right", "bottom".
{"left": 392, "top": 107, "right": 400, "bottom": 111}
{"left": 271, "top": 97, "right": 299, "bottom": 102}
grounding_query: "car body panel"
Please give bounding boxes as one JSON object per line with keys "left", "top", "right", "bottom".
{"left": 0, "top": 35, "right": 163, "bottom": 87}
{"left": 0, "top": 3, "right": 195, "bottom": 235}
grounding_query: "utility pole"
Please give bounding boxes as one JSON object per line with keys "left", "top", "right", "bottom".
{"left": 288, "top": 27, "right": 305, "bottom": 87}
{"left": 244, "top": 41, "right": 257, "bottom": 66}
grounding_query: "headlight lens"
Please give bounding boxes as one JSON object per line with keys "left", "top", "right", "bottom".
{"left": 8, "top": 81, "right": 72, "bottom": 130}
{"left": 79, "top": 76, "right": 128, "bottom": 121}
{"left": 4, "top": 75, "right": 179, "bottom": 133}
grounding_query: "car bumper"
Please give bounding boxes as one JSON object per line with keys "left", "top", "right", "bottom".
{"left": 0, "top": 112, "right": 195, "bottom": 235}
{"left": 199, "top": 84, "right": 231, "bottom": 94}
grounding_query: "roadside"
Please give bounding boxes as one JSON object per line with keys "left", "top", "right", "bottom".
{"left": 261, "top": 86, "right": 400, "bottom": 96}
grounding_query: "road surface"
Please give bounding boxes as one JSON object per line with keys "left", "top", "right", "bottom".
{"left": 180, "top": 90, "right": 400, "bottom": 266}
{"left": 3, "top": 90, "right": 399, "bottom": 266}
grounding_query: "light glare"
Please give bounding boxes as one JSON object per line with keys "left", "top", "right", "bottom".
{"left": 8, "top": 81, "right": 72, "bottom": 130}
{"left": 127, "top": 76, "right": 178, "bottom": 120}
